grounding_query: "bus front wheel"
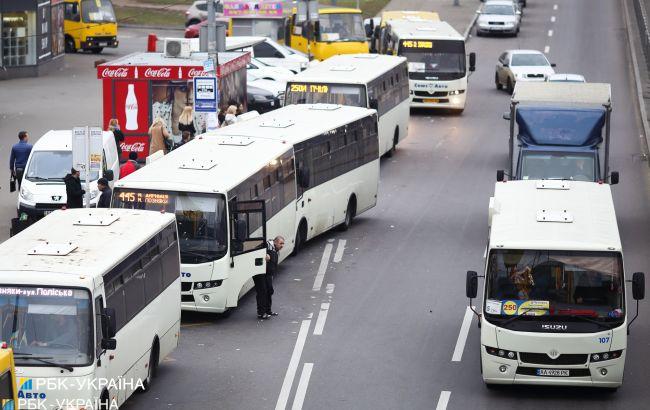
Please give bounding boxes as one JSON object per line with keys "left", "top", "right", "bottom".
{"left": 65, "top": 36, "right": 76, "bottom": 53}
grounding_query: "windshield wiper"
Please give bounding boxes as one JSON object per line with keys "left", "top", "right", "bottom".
{"left": 500, "top": 307, "right": 540, "bottom": 326}
{"left": 559, "top": 314, "right": 612, "bottom": 330}
{"left": 14, "top": 353, "right": 74, "bottom": 372}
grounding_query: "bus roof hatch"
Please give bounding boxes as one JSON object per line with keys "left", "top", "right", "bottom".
{"left": 537, "top": 209, "right": 573, "bottom": 223}
{"left": 28, "top": 242, "right": 78, "bottom": 256}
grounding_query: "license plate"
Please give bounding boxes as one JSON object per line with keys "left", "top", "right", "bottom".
{"left": 536, "top": 369, "right": 570, "bottom": 377}
{"left": 99, "top": 42, "right": 107, "bottom": 46}
{"left": 423, "top": 98, "right": 439, "bottom": 103}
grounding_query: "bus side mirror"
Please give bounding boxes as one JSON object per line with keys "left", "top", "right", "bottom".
{"left": 102, "top": 307, "right": 117, "bottom": 339}
{"left": 369, "top": 98, "right": 379, "bottom": 110}
{"left": 298, "top": 168, "right": 310, "bottom": 188}
{"left": 466, "top": 271, "right": 478, "bottom": 299}
{"left": 633, "top": 272, "right": 645, "bottom": 300}
{"left": 101, "top": 338, "right": 117, "bottom": 351}
{"left": 469, "top": 52, "right": 476, "bottom": 72}
{"left": 496, "top": 169, "right": 505, "bottom": 182}
{"left": 235, "top": 219, "right": 248, "bottom": 242}
{"left": 610, "top": 171, "right": 619, "bottom": 185}
{"left": 104, "top": 169, "right": 114, "bottom": 181}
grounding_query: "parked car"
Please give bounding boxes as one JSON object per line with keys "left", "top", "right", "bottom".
{"left": 547, "top": 73, "right": 586, "bottom": 83}
{"left": 247, "top": 83, "right": 281, "bottom": 114}
{"left": 476, "top": 0, "right": 522, "bottom": 37}
{"left": 227, "top": 36, "right": 309, "bottom": 74}
{"left": 495, "top": 49, "right": 556, "bottom": 93}
{"left": 248, "top": 71, "right": 286, "bottom": 105}
{"left": 185, "top": 1, "right": 223, "bottom": 27}
{"left": 247, "top": 58, "right": 295, "bottom": 82}
{"left": 184, "top": 17, "right": 230, "bottom": 38}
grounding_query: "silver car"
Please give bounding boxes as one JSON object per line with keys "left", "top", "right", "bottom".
{"left": 495, "top": 49, "right": 556, "bottom": 93}
{"left": 185, "top": 1, "right": 223, "bottom": 27}
{"left": 476, "top": 0, "right": 522, "bottom": 37}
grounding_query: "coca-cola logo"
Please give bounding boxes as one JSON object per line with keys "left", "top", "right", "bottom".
{"left": 144, "top": 67, "right": 172, "bottom": 78}
{"left": 101, "top": 67, "right": 129, "bottom": 78}
{"left": 188, "top": 68, "right": 209, "bottom": 78}
{"left": 121, "top": 142, "right": 146, "bottom": 152}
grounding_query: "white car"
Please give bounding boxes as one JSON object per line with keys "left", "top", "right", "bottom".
{"left": 247, "top": 73, "right": 286, "bottom": 105}
{"left": 547, "top": 73, "right": 586, "bottom": 83}
{"left": 495, "top": 49, "right": 556, "bottom": 93}
{"left": 185, "top": 1, "right": 223, "bottom": 27}
{"left": 247, "top": 58, "right": 295, "bottom": 83}
{"left": 476, "top": 0, "right": 521, "bottom": 36}
{"left": 226, "top": 36, "right": 309, "bottom": 74}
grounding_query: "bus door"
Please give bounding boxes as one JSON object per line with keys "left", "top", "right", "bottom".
{"left": 227, "top": 200, "right": 267, "bottom": 307}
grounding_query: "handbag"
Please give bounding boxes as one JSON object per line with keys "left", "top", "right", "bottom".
{"left": 9, "top": 175, "right": 15, "bottom": 193}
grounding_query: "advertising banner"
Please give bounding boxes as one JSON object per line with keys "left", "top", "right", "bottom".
{"left": 224, "top": 1, "right": 283, "bottom": 17}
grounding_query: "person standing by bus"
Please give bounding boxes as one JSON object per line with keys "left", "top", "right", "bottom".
{"left": 64, "top": 168, "right": 85, "bottom": 209}
{"left": 97, "top": 178, "right": 112, "bottom": 208}
{"left": 107, "top": 119, "right": 124, "bottom": 159}
{"left": 265, "top": 236, "right": 284, "bottom": 316}
{"left": 148, "top": 117, "right": 172, "bottom": 156}
{"left": 9, "top": 131, "right": 32, "bottom": 190}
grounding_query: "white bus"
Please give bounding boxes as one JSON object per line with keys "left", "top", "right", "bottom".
{"left": 466, "top": 180, "right": 645, "bottom": 389}
{"left": 0, "top": 208, "right": 181, "bottom": 409}
{"left": 284, "top": 54, "right": 409, "bottom": 157}
{"left": 379, "top": 20, "right": 476, "bottom": 112}
{"left": 112, "top": 104, "right": 380, "bottom": 314}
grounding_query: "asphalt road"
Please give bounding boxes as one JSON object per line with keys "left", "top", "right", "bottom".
{"left": 2, "top": 0, "right": 650, "bottom": 408}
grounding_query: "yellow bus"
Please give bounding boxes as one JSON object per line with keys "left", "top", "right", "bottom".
{"left": 64, "top": 0, "right": 118, "bottom": 54}
{"left": 287, "top": 7, "right": 369, "bottom": 60}
{"left": 0, "top": 349, "right": 17, "bottom": 410}
{"left": 369, "top": 11, "right": 440, "bottom": 53}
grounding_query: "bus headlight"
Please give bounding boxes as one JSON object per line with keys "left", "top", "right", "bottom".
{"left": 485, "top": 346, "right": 517, "bottom": 360}
{"left": 591, "top": 350, "right": 622, "bottom": 362}
{"left": 194, "top": 280, "right": 223, "bottom": 290}
{"left": 448, "top": 90, "right": 465, "bottom": 95}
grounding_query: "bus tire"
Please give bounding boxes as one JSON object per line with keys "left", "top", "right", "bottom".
{"left": 65, "top": 36, "right": 76, "bottom": 53}
{"left": 385, "top": 128, "right": 399, "bottom": 158}
{"left": 291, "top": 220, "right": 307, "bottom": 256}
{"left": 338, "top": 196, "right": 356, "bottom": 231}
{"left": 91, "top": 47, "right": 104, "bottom": 54}
{"left": 98, "top": 390, "right": 110, "bottom": 410}
{"left": 141, "top": 338, "right": 160, "bottom": 392}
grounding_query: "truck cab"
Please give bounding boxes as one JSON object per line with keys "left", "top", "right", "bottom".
{"left": 64, "top": 0, "right": 118, "bottom": 53}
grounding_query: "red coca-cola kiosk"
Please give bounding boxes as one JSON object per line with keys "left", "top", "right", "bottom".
{"left": 97, "top": 51, "right": 250, "bottom": 161}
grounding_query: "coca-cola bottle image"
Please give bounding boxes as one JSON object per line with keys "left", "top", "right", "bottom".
{"left": 125, "top": 84, "right": 138, "bottom": 131}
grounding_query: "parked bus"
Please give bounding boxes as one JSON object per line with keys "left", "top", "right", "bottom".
{"left": 112, "top": 104, "right": 379, "bottom": 314}
{"left": 285, "top": 54, "right": 409, "bottom": 157}
{"left": 0, "top": 208, "right": 180, "bottom": 409}
{"left": 379, "top": 20, "right": 475, "bottom": 112}
{"left": 286, "top": 7, "right": 369, "bottom": 60}
{"left": 64, "top": 0, "right": 118, "bottom": 53}
{"left": 466, "top": 180, "right": 645, "bottom": 389}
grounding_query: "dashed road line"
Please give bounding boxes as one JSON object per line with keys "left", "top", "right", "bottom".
{"left": 291, "top": 363, "right": 314, "bottom": 410}
{"left": 451, "top": 307, "right": 474, "bottom": 362}
{"left": 312, "top": 243, "right": 333, "bottom": 291}
{"left": 436, "top": 391, "right": 451, "bottom": 410}
{"left": 548, "top": 29, "right": 553, "bottom": 37}
{"left": 551, "top": 16, "right": 556, "bottom": 23}
{"left": 313, "top": 303, "right": 331, "bottom": 335}
{"left": 553, "top": 4, "right": 558, "bottom": 10}
{"left": 276, "top": 320, "right": 311, "bottom": 410}
{"left": 326, "top": 283, "right": 335, "bottom": 294}
{"left": 333, "top": 239, "right": 346, "bottom": 263}
{"left": 544, "top": 45, "right": 550, "bottom": 54}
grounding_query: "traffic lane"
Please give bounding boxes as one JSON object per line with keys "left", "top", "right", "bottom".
{"left": 452, "top": 0, "right": 650, "bottom": 408}
{"left": 122, "top": 234, "right": 346, "bottom": 410}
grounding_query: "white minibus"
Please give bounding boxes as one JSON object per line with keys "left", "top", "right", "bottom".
{"left": 0, "top": 208, "right": 180, "bottom": 409}
{"left": 466, "top": 180, "right": 645, "bottom": 390}
{"left": 379, "top": 20, "right": 476, "bottom": 112}
{"left": 284, "top": 54, "right": 409, "bottom": 157}
{"left": 112, "top": 104, "right": 380, "bottom": 314}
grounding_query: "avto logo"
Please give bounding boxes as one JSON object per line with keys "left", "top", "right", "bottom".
{"left": 17, "top": 378, "right": 46, "bottom": 400}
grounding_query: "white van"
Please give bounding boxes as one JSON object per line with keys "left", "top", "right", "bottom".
{"left": 226, "top": 36, "right": 309, "bottom": 74}
{"left": 17, "top": 130, "right": 120, "bottom": 218}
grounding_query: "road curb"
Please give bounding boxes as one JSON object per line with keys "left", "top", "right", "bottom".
{"left": 463, "top": 12, "right": 478, "bottom": 41}
{"left": 622, "top": 0, "right": 650, "bottom": 155}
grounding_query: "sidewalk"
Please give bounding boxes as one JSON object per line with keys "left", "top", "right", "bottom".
{"left": 379, "top": 0, "right": 479, "bottom": 36}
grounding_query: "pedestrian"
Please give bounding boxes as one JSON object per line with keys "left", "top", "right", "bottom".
{"left": 9, "top": 131, "right": 32, "bottom": 190}
{"left": 178, "top": 106, "right": 196, "bottom": 138}
{"left": 148, "top": 117, "right": 172, "bottom": 156}
{"left": 64, "top": 168, "right": 85, "bottom": 209}
{"left": 107, "top": 118, "right": 124, "bottom": 159}
{"left": 120, "top": 151, "right": 139, "bottom": 179}
{"left": 97, "top": 177, "right": 111, "bottom": 208}
{"left": 221, "top": 105, "right": 238, "bottom": 127}
{"left": 253, "top": 235, "right": 285, "bottom": 319}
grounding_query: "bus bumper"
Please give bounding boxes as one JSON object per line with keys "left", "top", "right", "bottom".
{"left": 481, "top": 346, "right": 625, "bottom": 388}
{"left": 181, "top": 285, "right": 228, "bottom": 313}
{"left": 81, "top": 36, "right": 118, "bottom": 49}
{"left": 409, "top": 92, "right": 466, "bottom": 110}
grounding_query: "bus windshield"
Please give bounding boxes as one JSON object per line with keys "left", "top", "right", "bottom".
{"left": 520, "top": 151, "right": 597, "bottom": 181}
{"left": 112, "top": 189, "right": 228, "bottom": 264}
{"left": 318, "top": 13, "right": 366, "bottom": 42}
{"left": 0, "top": 286, "right": 93, "bottom": 366}
{"left": 26, "top": 151, "right": 99, "bottom": 182}
{"left": 285, "top": 83, "right": 367, "bottom": 107}
{"left": 485, "top": 250, "right": 624, "bottom": 322}
{"left": 81, "top": 0, "right": 116, "bottom": 23}
{"left": 398, "top": 39, "right": 466, "bottom": 81}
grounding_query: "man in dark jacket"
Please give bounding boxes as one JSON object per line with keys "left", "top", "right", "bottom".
{"left": 253, "top": 235, "right": 284, "bottom": 320}
{"left": 97, "top": 178, "right": 111, "bottom": 208}
{"left": 9, "top": 131, "right": 32, "bottom": 189}
{"left": 64, "top": 168, "right": 85, "bottom": 209}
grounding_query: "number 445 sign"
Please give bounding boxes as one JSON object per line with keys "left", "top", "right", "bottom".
{"left": 194, "top": 76, "right": 219, "bottom": 113}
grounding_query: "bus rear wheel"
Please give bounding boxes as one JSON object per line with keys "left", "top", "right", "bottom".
{"left": 338, "top": 197, "right": 356, "bottom": 231}
{"left": 291, "top": 221, "right": 307, "bottom": 256}
{"left": 141, "top": 339, "right": 160, "bottom": 392}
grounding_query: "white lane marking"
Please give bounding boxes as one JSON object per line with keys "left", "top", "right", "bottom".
{"left": 313, "top": 303, "right": 331, "bottom": 335}
{"left": 451, "top": 307, "right": 474, "bottom": 362}
{"left": 436, "top": 391, "right": 452, "bottom": 410}
{"left": 548, "top": 30, "right": 553, "bottom": 37}
{"left": 544, "top": 45, "right": 550, "bottom": 54}
{"left": 312, "top": 243, "right": 333, "bottom": 291}
{"left": 326, "top": 283, "right": 335, "bottom": 294}
{"left": 291, "top": 363, "right": 314, "bottom": 410}
{"left": 551, "top": 16, "right": 556, "bottom": 23}
{"left": 553, "top": 4, "right": 558, "bottom": 10}
{"left": 333, "top": 239, "right": 346, "bottom": 263}
{"left": 275, "top": 320, "right": 311, "bottom": 410}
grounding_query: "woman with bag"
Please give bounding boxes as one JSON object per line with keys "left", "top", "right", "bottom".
{"left": 178, "top": 106, "right": 196, "bottom": 138}
{"left": 107, "top": 118, "right": 125, "bottom": 159}
{"left": 148, "top": 117, "right": 172, "bottom": 156}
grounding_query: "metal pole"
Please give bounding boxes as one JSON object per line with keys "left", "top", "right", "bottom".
{"left": 508, "top": 102, "right": 517, "bottom": 177}
{"left": 84, "top": 126, "right": 90, "bottom": 208}
{"left": 356, "top": 0, "right": 360, "bottom": 10}
{"left": 207, "top": 0, "right": 218, "bottom": 68}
